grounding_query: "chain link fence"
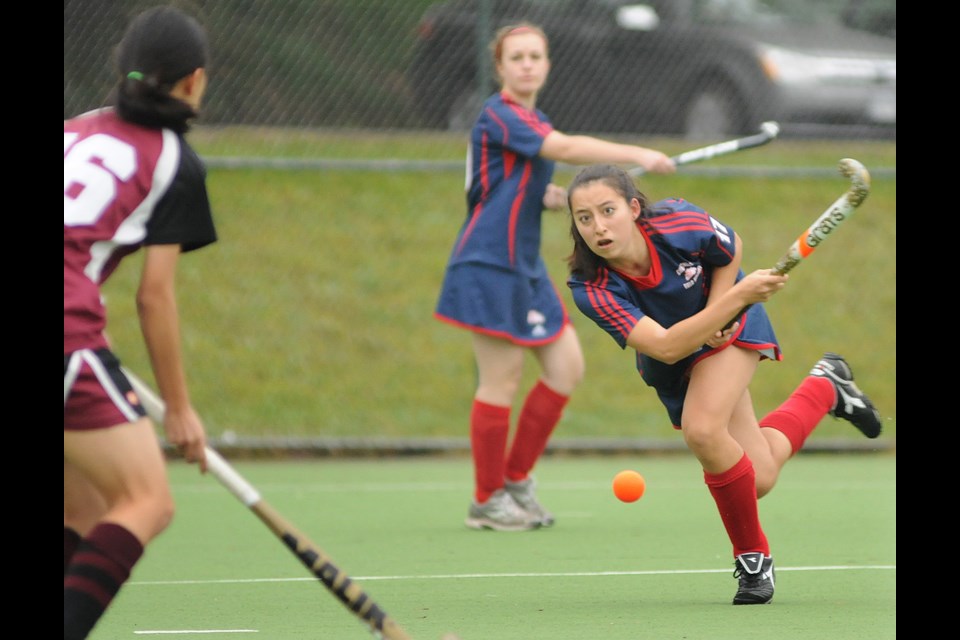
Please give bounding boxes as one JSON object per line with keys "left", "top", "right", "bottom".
{"left": 65, "top": 0, "right": 895, "bottom": 156}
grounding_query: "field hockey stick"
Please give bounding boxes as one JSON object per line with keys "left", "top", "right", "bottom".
{"left": 629, "top": 121, "right": 780, "bottom": 177}
{"left": 122, "top": 367, "right": 421, "bottom": 640}
{"left": 722, "top": 157, "right": 871, "bottom": 329}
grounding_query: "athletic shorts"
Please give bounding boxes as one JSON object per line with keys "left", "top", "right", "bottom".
{"left": 650, "top": 343, "right": 781, "bottom": 429}
{"left": 64, "top": 348, "right": 146, "bottom": 431}
{"left": 645, "top": 305, "right": 781, "bottom": 429}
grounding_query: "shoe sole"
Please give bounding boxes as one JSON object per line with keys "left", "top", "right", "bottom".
{"left": 510, "top": 505, "right": 555, "bottom": 527}
{"left": 464, "top": 517, "right": 541, "bottom": 532}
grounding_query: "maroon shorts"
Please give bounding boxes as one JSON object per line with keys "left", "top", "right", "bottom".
{"left": 64, "top": 348, "right": 146, "bottom": 431}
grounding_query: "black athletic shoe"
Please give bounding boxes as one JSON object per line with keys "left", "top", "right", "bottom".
{"left": 809, "top": 352, "right": 882, "bottom": 439}
{"left": 732, "top": 552, "right": 775, "bottom": 605}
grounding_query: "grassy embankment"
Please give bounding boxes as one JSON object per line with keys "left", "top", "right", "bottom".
{"left": 102, "top": 131, "right": 896, "bottom": 446}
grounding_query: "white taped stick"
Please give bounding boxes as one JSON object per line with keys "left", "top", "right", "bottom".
{"left": 629, "top": 121, "right": 779, "bottom": 177}
{"left": 119, "top": 365, "right": 418, "bottom": 640}
{"left": 203, "top": 446, "right": 262, "bottom": 506}
{"left": 122, "top": 367, "right": 263, "bottom": 506}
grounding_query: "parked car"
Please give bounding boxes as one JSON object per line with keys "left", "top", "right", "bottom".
{"left": 407, "top": 0, "right": 896, "bottom": 138}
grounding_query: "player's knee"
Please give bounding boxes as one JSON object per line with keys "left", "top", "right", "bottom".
{"left": 103, "top": 487, "right": 176, "bottom": 543}
{"left": 681, "top": 422, "right": 725, "bottom": 454}
{"left": 755, "top": 474, "right": 778, "bottom": 498}
{"left": 553, "top": 363, "right": 585, "bottom": 394}
{"left": 544, "top": 352, "right": 586, "bottom": 395}
{"left": 152, "top": 489, "right": 176, "bottom": 534}
{"left": 136, "top": 487, "right": 177, "bottom": 540}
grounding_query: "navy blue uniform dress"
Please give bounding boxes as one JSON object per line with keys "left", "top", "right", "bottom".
{"left": 435, "top": 92, "right": 570, "bottom": 346}
{"left": 568, "top": 198, "right": 781, "bottom": 428}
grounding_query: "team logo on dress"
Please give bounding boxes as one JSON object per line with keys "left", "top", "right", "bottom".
{"left": 676, "top": 262, "right": 702, "bottom": 289}
{"left": 528, "top": 309, "right": 547, "bottom": 337}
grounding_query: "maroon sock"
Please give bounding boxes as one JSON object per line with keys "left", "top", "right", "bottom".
{"left": 64, "top": 526, "right": 81, "bottom": 575}
{"left": 470, "top": 400, "right": 511, "bottom": 503}
{"left": 64, "top": 522, "right": 144, "bottom": 640}
{"left": 760, "top": 375, "right": 834, "bottom": 454}
{"left": 704, "top": 453, "right": 769, "bottom": 557}
{"left": 505, "top": 381, "right": 569, "bottom": 482}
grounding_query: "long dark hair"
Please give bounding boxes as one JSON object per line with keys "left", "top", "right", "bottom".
{"left": 566, "top": 164, "right": 649, "bottom": 281}
{"left": 109, "top": 6, "right": 209, "bottom": 134}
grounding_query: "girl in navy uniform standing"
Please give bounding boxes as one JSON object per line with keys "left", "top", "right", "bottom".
{"left": 565, "top": 164, "right": 882, "bottom": 604}
{"left": 435, "top": 23, "right": 676, "bottom": 531}
{"left": 64, "top": 7, "right": 216, "bottom": 638}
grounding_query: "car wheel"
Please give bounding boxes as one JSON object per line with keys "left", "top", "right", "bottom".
{"left": 683, "top": 87, "right": 745, "bottom": 140}
{"left": 447, "top": 87, "right": 487, "bottom": 132}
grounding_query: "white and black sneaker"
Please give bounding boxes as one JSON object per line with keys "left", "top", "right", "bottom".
{"left": 505, "top": 477, "right": 555, "bottom": 527}
{"left": 465, "top": 489, "right": 541, "bottom": 532}
{"left": 809, "top": 352, "right": 882, "bottom": 439}
{"left": 732, "top": 552, "right": 775, "bottom": 605}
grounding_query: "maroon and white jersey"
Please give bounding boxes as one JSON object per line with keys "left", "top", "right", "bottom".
{"left": 64, "top": 108, "right": 217, "bottom": 354}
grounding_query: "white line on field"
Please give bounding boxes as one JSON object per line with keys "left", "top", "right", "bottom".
{"left": 131, "top": 564, "right": 895, "bottom": 586}
{"left": 133, "top": 631, "right": 257, "bottom": 635}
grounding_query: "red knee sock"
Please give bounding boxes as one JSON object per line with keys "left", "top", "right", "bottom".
{"left": 64, "top": 522, "right": 144, "bottom": 640}
{"left": 64, "top": 526, "right": 81, "bottom": 575}
{"left": 470, "top": 400, "right": 511, "bottom": 503}
{"left": 704, "top": 453, "right": 769, "bottom": 557}
{"left": 760, "top": 375, "right": 835, "bottom": 454}
{"left": 505, "top": 381, "right": 569, "bottom": 482}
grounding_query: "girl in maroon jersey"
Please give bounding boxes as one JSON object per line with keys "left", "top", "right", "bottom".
{"left": 64, "top": 8, "right": 216, "bottom": 639}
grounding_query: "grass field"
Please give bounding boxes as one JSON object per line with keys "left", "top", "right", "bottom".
{"left": 90, "top": 453, "right": 895, "bottom": 639}
{"left": 98, "top": 131, "right": 896, "bottom": 448}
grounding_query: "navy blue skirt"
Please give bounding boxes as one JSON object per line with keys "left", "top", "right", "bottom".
{"left": 435, "top": 261, "right": 570, "bottom": 346}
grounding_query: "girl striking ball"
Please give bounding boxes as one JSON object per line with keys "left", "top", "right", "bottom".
{"left": 565, "top": 164, "right": 881, "bottom": 604}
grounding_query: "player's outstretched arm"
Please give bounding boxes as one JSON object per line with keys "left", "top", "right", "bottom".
{"left": 626, "top": 270, "right": 787, "bottom": 363}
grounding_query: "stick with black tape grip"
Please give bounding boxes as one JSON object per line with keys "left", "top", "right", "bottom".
{"left": 722, "top": 157, "right": 871, "bottom": 330}
{"left": 629, "top": 121, "right": 779, "bottom": 177}
{"left": 122, "top": 366, "right": 419, "bottom": 640}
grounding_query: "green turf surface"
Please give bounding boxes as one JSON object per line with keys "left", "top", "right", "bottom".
{"left": 92, "top": 453, "right": 895, "bottom": 639}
